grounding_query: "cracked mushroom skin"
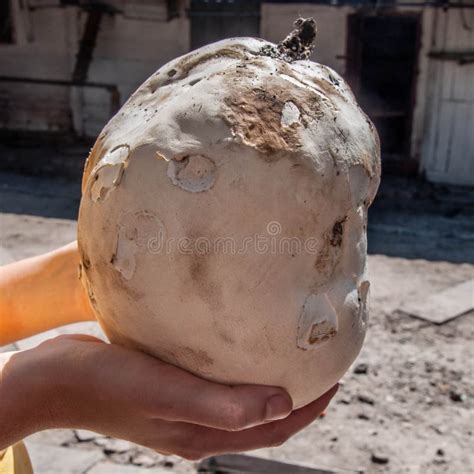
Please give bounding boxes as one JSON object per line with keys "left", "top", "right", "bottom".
{"left": 78, "top": 25, "right": 380, "bottom": 409}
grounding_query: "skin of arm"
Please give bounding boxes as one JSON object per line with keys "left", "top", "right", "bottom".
{"left": 0, "top": 242, "right": 95, "bottom": 345}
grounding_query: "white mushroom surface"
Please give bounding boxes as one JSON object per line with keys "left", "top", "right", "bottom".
{"left": 78, "top": 19, "right": 380, "bottom": 409}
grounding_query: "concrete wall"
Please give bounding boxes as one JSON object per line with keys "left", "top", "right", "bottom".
{"left": 81, "top": 4, "right": 189, "bottom": 136}
{"left": 0, "top": 5, "right": 75, "bottom": 132}
{"left": 0, "top": 0, "right": 189, "bottom": 137}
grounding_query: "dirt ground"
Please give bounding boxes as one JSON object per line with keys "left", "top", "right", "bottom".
{"left": 1, "top": 169, "right": 473, "bottom": 474}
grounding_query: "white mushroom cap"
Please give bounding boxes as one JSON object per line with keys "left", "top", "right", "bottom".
{"left": 78, "top": 22, "right": 380, "bottom": 409}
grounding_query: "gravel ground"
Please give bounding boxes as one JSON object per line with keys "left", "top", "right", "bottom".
{"left": 1, "top": 170, "right": 473, "bottom": 473}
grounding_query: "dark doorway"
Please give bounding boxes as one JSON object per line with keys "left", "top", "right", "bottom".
{"left": 0, "top": 0, "right": 14, "bottom": 44}
{"left": 347, "top": 13, "right": 420, "bottom": 170}
{"left": 189, "top": 0, "right": 261, "bottom": 50}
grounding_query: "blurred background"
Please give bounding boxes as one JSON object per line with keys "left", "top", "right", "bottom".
{"left": 0, "top": 1, "right": 473, "bottom": 473}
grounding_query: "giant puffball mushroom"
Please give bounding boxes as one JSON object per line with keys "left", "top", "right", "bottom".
{"left": 78, "top": 18, "right": 381, "bottom": 409}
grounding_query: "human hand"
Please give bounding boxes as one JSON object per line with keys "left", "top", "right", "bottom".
{"left": 0, "top": 335, "right": 338, "bottom": 459}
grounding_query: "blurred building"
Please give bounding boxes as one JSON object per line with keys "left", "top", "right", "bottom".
{"left": 0, "top": 0, "right": 473, "bottom": 185}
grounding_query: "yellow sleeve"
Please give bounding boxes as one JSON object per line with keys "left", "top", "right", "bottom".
{"left": 0, "top": 442, "right": 33, "bottom": 474}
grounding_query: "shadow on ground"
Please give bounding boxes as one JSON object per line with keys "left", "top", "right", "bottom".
{"left": 0, "top": 171, "right": 81, "bottom": 220}
{"left": 368, "top": 176, "right": 474, "bottom": 263}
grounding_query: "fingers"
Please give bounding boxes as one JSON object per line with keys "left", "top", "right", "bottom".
{"left": 77, "top": 340, "right": 293, "bottom": 431}
{"left": 174, "top": 384, "right": 339, "bottom": 460}
{"left": 155, "top": 382, "right": 293, "bottom": 431}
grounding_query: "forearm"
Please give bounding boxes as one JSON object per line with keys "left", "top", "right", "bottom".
{"left": 0, "top": 242, "right": 95, "bottom": 345}
{"left": 0, "top": 338, "right": 98, "bottom": 449}
{"left": 0, "top": 351, "right": 41, "bottom": 449}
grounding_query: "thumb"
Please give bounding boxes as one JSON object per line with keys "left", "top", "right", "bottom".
{"left": 155, "top": 379, "right": 293, "bottom": 431}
